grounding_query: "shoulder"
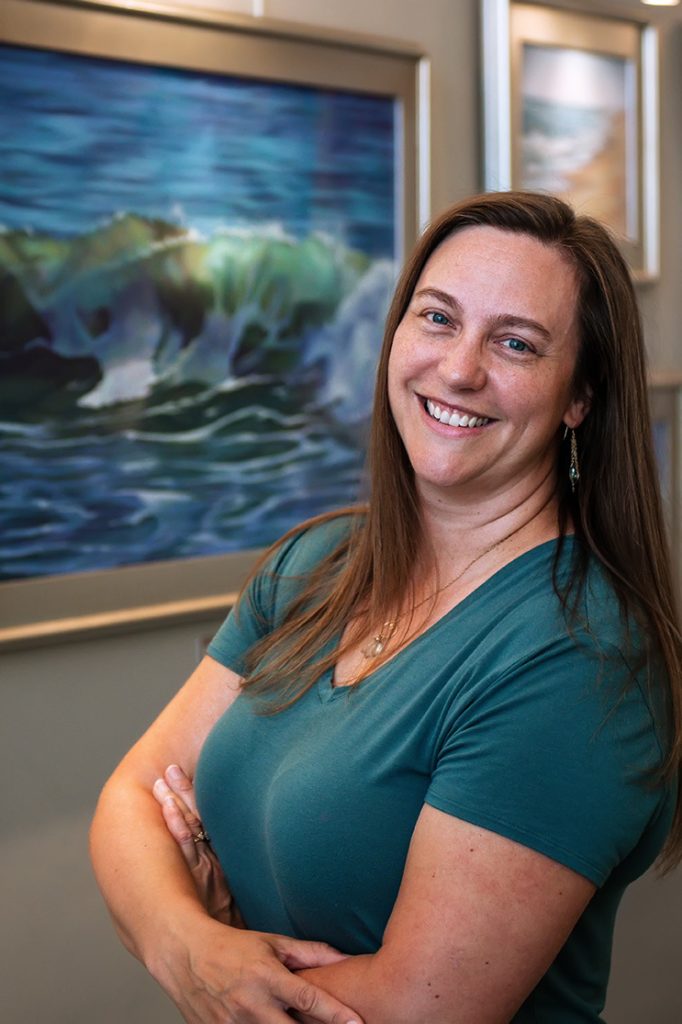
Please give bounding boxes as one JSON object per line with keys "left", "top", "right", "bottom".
{"left": 472, "top": 537, "right": 644, "bottom": 675}
{"left": 264, "top": 508, "right": 361, "bottom": 578}
{"left": 493, "top": 540, "right": 664, "bottom": 743}
{"left": 208, "top": 509, "right": 361, "bottom": 671}
{"left": 242, "top": 508, "right": 361, "bottom": 617}
{"left": 428, "top": 557, "right": 673, "bottom": 885}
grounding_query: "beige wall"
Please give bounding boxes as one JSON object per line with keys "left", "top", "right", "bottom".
{"left": 2, "top": 1, "right": 681, "bottom": 1021}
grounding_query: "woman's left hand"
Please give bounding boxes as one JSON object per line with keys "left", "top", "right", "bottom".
{"left": 153, "top": 767, "right": 344, "bottom": 1023}
{"left": 152, "top": 765, "right": 245, "bottom": 928}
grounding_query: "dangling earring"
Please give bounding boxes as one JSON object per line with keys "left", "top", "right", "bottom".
{"left": 568, "top": 427, "right": 579, "bottom": 492}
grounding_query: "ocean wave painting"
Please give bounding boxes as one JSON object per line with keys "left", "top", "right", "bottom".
{"left": 0, "top": 43, "right": 397, "bottom": 581}
{"left": 520, "top": 43, "right": 635, "bottom": 237}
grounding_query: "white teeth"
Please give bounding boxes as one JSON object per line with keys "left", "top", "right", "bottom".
{"left": 425, "top": 399, "right": 489, "bottom": 428}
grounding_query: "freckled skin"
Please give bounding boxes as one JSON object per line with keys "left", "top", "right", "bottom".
{"left": 387, "top": 226, "right": 589, "bottom": 506}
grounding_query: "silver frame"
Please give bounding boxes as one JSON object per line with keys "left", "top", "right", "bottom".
{"left": 0, "top": 0, "right": 429, "bottom": 650}
{"left": 482, "top": 0, "right": 660, "bottom": 281}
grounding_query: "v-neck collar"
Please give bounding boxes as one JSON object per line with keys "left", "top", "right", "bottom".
{"left": 316, "top": 535, "right": 575, "bottom": 704}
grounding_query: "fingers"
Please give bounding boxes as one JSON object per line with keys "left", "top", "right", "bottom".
{"left": 271, "top": 969, "right": 362, "bottom": 1024}
{"left": 165, "top": 763, "right": 199, "bottom": 817}
{"left": 174, "top": 937, "right": 361, "bottom": 1024}
{"left": 152, "top": 778, "right": 200, "bottom": 869}
{"left": 160, "top": 921, "right": 362, "bottom": 1024}
{"left": 266, "top": 939, "right": 361, "bottom": 1024}
{"left": 149, "top": 767, "right": 362, "bottom": 1024}
{"left": 227, "top": 953, "right": 362, "bottom": 1024}
{"left": 272, "top": 936, "right": 350, "bottom": 971}
{"left": 152, "top": 774, "right": 241, "bottom": 921}
{"left": 153, "top": 774, "right": 202, "bottom": 834}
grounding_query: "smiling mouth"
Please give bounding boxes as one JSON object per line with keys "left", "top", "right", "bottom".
{"left": 424, "top": 398, "right": 491, "bottom": 428}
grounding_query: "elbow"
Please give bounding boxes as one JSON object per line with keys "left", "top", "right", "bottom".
{"left": 88, "top": 773, "right": 122, "bottom": 867}
{"left": 88, "top": 780, "right": 111, "bottom": 870}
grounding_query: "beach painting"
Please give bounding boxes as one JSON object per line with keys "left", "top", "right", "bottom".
{"left": 520, "top": 43, "right": 636, "bottom": 239}
{"left": 0, "top": 43, "right": 397, "bottom": 581}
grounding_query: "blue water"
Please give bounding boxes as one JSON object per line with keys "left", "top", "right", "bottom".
{"left": 0, "top": 43, "right": 395, "bottom": 257}
{"left": 0, "top": 230, "right": 396, "bottom": 579}
{"left": 0, "top": 43, "right": 397, "bottom": 580}
{"left": 0, "top": 380, "right": 369, "bottom": 578}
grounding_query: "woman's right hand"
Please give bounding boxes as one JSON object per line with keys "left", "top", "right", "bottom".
{"left": 149, "top": 911, "right": 362, "bottom": 1024}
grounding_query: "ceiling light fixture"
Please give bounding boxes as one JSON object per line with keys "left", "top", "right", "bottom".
{"left": 641, "top": 1, "right": 680, "bottom": 7}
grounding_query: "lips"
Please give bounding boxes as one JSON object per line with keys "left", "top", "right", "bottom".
{"left": 424, "top": 398, "right": 490, "bottom": 428}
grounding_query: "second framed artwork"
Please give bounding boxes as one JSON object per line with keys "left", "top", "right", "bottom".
{"left": 482, "top": 0, "right": 659, "bottom": 280}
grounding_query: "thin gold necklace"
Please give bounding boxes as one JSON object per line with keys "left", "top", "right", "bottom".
{"left": 360, "top": 530, "right": 516, "bottom": 659}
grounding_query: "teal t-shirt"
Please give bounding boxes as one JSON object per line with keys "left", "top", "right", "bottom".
{"left": 196, "top": 517, "right": 674, "bottom": 1022}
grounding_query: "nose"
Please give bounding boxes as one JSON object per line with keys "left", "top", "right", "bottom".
{"left": 437, "top": 333, "right": 487, "bottom": 391}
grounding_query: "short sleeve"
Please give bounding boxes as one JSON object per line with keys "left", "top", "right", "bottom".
{"left": 425, "top": 635, "right": 669, "bottom": 886}
{"left": 206, "top": 514, "right": 353, "bottom": 676}
{"left": 206, "top": 532, "right": 304, "bottom": 674}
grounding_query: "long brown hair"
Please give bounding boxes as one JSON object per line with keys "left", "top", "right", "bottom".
{"left": 240, "top": 191, "right": 682, "bottom": 868}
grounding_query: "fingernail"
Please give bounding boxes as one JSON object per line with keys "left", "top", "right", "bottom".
{"left": 167, "top": 764, "right": 183, "bottom": 781}
{"left": 153, "top": 778, "right": 167, "bottom": 794}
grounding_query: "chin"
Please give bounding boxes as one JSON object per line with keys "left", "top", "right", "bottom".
{"left": 413, "top": 466, "right": 473, "bottom": 493}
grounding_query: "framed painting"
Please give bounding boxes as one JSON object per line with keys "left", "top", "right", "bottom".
{"left": 0, "top": 0, "right": 427, "bottom": 648}
{"left": 482, "top": 0, "right": 659, "bottom": 280}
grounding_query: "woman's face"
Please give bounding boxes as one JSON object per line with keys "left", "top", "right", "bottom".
{"left": 387, "top": 225, "right": 589, "bottom": 504}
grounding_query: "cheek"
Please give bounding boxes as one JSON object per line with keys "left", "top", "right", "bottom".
{"left": 387, "top": 328, "right": 419, "bottom": 387}
{"left": 386, "top": 338, "right": 405, "bottom": 403}
{"left": 386, "top": 356, "right": 401, "bottom": 422}
{"left": 508, "top": 366, "right": 572, "bottom": 416}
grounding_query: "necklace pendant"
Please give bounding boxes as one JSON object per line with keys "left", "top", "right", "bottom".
{"left": 361, "top": 620, "right": 396, "bottom": 660}
{"left": 362, "top": 637, "right": 385, "bottom": 659}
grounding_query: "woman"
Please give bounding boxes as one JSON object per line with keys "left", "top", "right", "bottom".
{"left": 91, "top": 191, "right": 682, "bottom": 1024}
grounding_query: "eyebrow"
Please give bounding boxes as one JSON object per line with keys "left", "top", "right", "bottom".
{"left": 413, "top": 287, "right": 553, "bottom": 343}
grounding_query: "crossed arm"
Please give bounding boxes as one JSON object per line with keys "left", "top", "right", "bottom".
{"left": 91, "top": 654, "right": 595, "bottom": 1024}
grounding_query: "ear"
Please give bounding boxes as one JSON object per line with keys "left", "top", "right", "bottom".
{"left": 563, "top": 386, "right": 591, "bottom": 430}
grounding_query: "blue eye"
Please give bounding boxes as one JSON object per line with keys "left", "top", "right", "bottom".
{"left": 504, "top": 337, "right": 530, "bottom": 352}
{"left": 427, "top": 311, "right": 450, "bottom": 326}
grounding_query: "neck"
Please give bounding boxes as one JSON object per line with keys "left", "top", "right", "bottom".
{"left": 416, "top": 467, "right": 563, "bottom": 575}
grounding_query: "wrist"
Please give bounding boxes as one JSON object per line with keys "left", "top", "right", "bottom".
{"left": 140, "top": 895, "right": 215, "bottom": 978}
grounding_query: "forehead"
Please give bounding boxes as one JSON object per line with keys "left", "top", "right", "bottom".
{"left": 414, "top": 225, "right": 580, "bottom": 338}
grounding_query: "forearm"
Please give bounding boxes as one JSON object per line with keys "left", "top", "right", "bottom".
{"left": 298, "top": 948, "right": 481, "bottom": 1024}
{"left": 298, "top": 952, "right": 417, "bottom": 1024}
{"left": 90, "top": 771, "right": 210, "bottom": 970}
